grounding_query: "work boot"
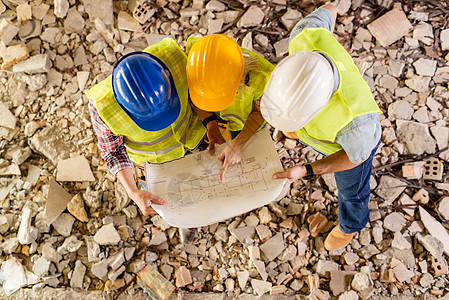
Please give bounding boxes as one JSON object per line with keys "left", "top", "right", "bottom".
{"left": 324, "top": 226, "right": 355, "bottom": 251}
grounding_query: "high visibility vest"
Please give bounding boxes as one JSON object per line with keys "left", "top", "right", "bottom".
{"left": 85, "top": 38, "right": 206, "bottom": 165}
{"left": 289, "top": 28, "right": 381, "bottom": 155}
{"left": 186, "top": 37, "right": 274, "bottom": 132}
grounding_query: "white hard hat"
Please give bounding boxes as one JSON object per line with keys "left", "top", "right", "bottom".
{"left": 261, "top": 51, "right": 334, "bottom": 133}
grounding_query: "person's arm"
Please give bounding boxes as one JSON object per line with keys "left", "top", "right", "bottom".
{"left": 320, "top": 4, "right": 337, "bottom": 33}
{"left": 191, "top": 104, "right": 226, "bottom": 155}
{"left": 218, "top": 103, "right": 265, "bottom": 180}
{"left": 273, "top": 149, "right": 365, "bottom": 183}
{"left": 88, "top": 101, "right": 164, "bottom": 215}
{"left": 116, "top": 168, "right": 164, "bottom": 215}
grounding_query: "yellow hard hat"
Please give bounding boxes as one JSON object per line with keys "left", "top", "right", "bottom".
{"left": 187, "top": 34, "right": 244, "bottom": 112}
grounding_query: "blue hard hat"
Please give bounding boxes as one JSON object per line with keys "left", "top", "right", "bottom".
{"left": 112, "top": 51, "right": 181, "bottom": 131}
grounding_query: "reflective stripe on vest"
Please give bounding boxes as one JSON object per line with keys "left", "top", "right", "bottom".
{"left": 289, "top": 28, "right": 381, "bottom": 155}
{"left": 124, "top": 112, "right": 191, "bottom": 155}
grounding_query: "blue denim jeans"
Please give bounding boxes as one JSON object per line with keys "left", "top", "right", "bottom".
{"left": 334, "top": 143, "right": 379, "bottom": 234}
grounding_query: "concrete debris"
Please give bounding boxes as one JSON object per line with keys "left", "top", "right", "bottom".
{"left": 260, "top": 233, "right": 284, "bottom": 261}
{"left": 56, "top": 155, "right": 95, "bottom": 182}
{"left": 45, "top": 180, "right": 72, "bottom": 225}
{"left": 67, "top": 193, "right": 89, "bottom": 222}
{"left": 367, "top": 6, "right": 413, "bottom": 47}
{"left": 238, "top": 6, "right": 264, "bottom": 28}
{"left": 0, "top": 1, "right": 447, "bottom": 298}
{"left": 0, "top": 258, "right": 27, "bottom": 296}
{"left": 94, "top": 223, "right": 121, "bottom": 245}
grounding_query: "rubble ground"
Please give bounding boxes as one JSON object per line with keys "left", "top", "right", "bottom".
{"left": 1, "top": 0, "right": 449, "bottom": 299}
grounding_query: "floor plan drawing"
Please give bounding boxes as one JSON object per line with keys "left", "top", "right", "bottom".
{"left": 146, "top": 128, "right": 289, "bottom": 228}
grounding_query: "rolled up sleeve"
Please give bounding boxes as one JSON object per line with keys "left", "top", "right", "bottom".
{"left": 335, "top": 113, "right": 382, "bottom": 164}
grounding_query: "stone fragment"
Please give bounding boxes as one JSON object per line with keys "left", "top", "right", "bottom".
{"left": 329, "top": 270, "right": 357, "bottom": 296}
{"left": 274, "top": 38, "right": 289, "bottom": 58}
{"left": 379, "top": 269, "right": 395, "bottom": 282}
{"left": 392, "top": 232, "right": 411, "bottom": 250}
{"left": 94, "top": 223, "right": 121, "bottom": 245}
{"left": 74, "top": 46, "right": 88, "bottom": 66}
{"left": 316, "top": 260, "right": 339, "bottom": 278}
{"left": 86, "top": 0, "right": 113, "bottom": 25}
{"left": 430, "top": 126, "right": 449, "bottom": 151}
{"left": 77, "top": 71, "right": 89, "bottom": 91}
{"left": 259, "top": 207, "right": 271, "bottom": 224}
{"left": 0, "top": 19, "right": 19, "bottom": 45}
{"left": 253, "top": 260, "right": 268, "bottom": 281}
{"left": 52, "top": 213, "right": 75, "bottom": 237}
{"left": 92, "top": 259, "right": 108, "bottom": 279}
{"left": 16, "top": 73, "right": 47, "bottom": 91}
{"left": 238, "top": 6, "right": 264, "bottom": 27}
{"left": 0, "top": 103, "right": 16, "bottom": 130}
{"left": 237, "top": 270, "right": 249, "bottom": 289}
{"left": 46, "top": 179, "right": 72, "bottom": 225}
{"left": 351, "top": 273, "right": 370, "bottom": 291}
{"left": 71, "top": 261, "right": 86, "bottom": 288}
{"left": 175, "top": 266, "right": 192, "bottom": 287}
{"left": 396, "top": 120, "right": 436, "bottom": 155}
{"left": 437, "top": 197, "right": 449, "bottom": 220}
{"left": 413, "top": 58, "right": 437, "bottom": 76}
{"left": 375, "top": 176, "right": 405, "bottom": 204}
{"left": 308, "top": 212, "right": 328, "bottom": 237}
{"left": 32, "top": 3, "right": 50, "bottom": 20}
{"left": 387, "top": 100, "right": 413, "bottom": 120}
{"left": 54, "top": 0, "right": 69, "bottom": 18}
{"left": 40, "top": 27, "right": 61, "bottom": 43}
{"left": 384, "top": 212, "right": 406, "bottom": 232}
{"left": 440, "top": 28, "right": 449, "bottom": 50}
{"left": 399, "top": 194, "right": 416, "bottom": 216}
{"left": 260, "top": 233, "right": 284, "bottom": 261}
{"left": 281, "top": 8, "right": 301, "bottom": 31}
{"left": 42, "top": 243, "right": 62, "bottom": 263}
{"left": 29, "top": 126, "right": 72, "bottom": 165}
{"left": 64, "top": 7, "right": 85, "bottom": 33}
{"left": 32, "top": 257, "right": 50, "bottom": 277}
{"left": 419, "top": 206, "right": 449, "bottom": 255}
{"left": 405, "top": 75, "right": 431, "bottom": 92}
{"left": 56, "top": 155, "right": 95, "bottom": 182}
{"left": 1, "top": 258, "right": 27, "bottom": 296}
{"left": 67, "top": 193, "right": 89, "bottom": 222}
{"left": 118, "top": 11, "right": 141, "bottom": 31}
{"left": 358, "top": 244, "right": 380, "bottom": 259}
{"left": 149, "top": 232, "right": 167, "bottom": 246}
{"left": 0, "top": 43, "right": 29, "bottom": 69}
{"left": 0, "top": 164, "right": 20, "bottom": 176}
{"left": 231, "top": 226, "right": 255, "bottom": 243}
{"left": 339, "top": 291, "right": 359, "bottom": 300}
{"left": 367, "top": 7, "right": 413, "bottom": 47}
{"left": 206, "top": 0, "right": 226, "bottom": 11}
{"left": 423, "top": 158, "right": 443, "bottom": 181}
{"left": 251, "top": 279, "right": 272, "bottom": 296}
{"left": 57, "top": 236, "right": 83, "bottom": 254}
{"left": 389, "top": 59, "right": 404, "bottom": 77}
{"left": 391, "top": 257, "right": 413, "bottom": 282}
{"left": 344, "top": 252, "right": 359, "bottom": 265}
{"left": 17, "top": 2, "right": 32, "bottom": 22}
{"left": 18, "top": 206, "right": 38, "bottom": 244}
{"left": 420, "top": 273, "right": 433, "bottom": 287}
{"left": 85, "top": 236, "right": 101, "bottom": 262}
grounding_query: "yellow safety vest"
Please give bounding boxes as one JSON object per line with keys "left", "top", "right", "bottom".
{"left": 85, "top": 38, "right": 206, "bottom": 165}
{"left": 289, "top": 28, "right": 381, "bottom": 155}
{"left": 186, "top": 37, "right": 274, "bottom": 132}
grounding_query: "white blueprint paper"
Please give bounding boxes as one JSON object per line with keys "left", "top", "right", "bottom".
{"left": 145, "top": 128, "right": 290, "bottom": 228}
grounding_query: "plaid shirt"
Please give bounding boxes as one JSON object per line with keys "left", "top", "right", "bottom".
{"left": 88, "top": 100, "right": 133, "bottom": 176}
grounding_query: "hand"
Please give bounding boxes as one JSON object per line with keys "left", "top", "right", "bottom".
{"left": 272, "top": 165, "right": 307, "bottom": 184}
{"left": 218, "top": 141, "right": 243, "bottom": 181}
{"left": 206, "top": 121, "right": 226, "bottom": 155}
{"left": 129, "top": 190, "right": 165, "bottom": 216}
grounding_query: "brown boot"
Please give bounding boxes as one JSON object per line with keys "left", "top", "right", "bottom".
{"left": 324, "top": 226, "right": 355, "bottom": 251}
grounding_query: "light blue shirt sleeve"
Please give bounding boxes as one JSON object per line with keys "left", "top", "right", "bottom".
{"left": 289, "top": 8, "right": 339, "bottom": 95}
{"left": 335, "top": 113, "right": 382, "bottom": 164}
{"left": 289, "top": 8, "right": 334, "bottom": 43}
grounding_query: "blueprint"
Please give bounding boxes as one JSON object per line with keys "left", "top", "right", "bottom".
{"left": 145, "top": 128, "right": 290, "bottom": 228}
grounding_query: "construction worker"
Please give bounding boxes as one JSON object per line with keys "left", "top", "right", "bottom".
{"left": 261, "top": 4, "right": 382, "bottom": 250}
{"left": 185, "top": 34, "right": 274, "bottom": 180}
{"left": 85, "top": 38, "right": 206, "bottom": 216}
